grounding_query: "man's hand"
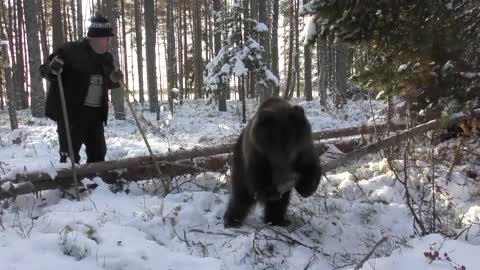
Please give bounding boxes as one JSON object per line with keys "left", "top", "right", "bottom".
{"left": 110, "top": 69, "right": 124, "bottom": 83}
{"left": 49, "top": 56, "right": 64, "bottom": 75}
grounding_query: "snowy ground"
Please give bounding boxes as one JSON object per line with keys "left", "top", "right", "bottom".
{"left": 0, "top": 98, "right": 479, "bottom": 270}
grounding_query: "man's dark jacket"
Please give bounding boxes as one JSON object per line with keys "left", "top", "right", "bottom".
{"left": 40, "top": 39, "right": 119, "bottom": 125}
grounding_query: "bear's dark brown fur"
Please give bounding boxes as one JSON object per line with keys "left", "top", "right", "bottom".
{"left": 223, "top": 97, "right": 321, "bottom": 228}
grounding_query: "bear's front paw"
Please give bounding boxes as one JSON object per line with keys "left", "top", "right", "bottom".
{"left": 224, "top": 216, "right": 243, "bottom": 228}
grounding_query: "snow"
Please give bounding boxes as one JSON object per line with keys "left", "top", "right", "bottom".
{"left": 255, "top": 22, "right": 268, "bottom": 32}
{"left": 0, "top": 98, "right": 479, "bottom": 269}
{"left": 303, "top": 16, "right": 317, "bottom": 45}
{"left": 397, "top": 64, "right": 408, "bottom": 72}
{"left": 347, "top": 234, "right": 478, "bottom": 270}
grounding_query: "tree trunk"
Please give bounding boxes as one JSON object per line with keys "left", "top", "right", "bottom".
{"left": 271, "top": 0, "right": 280, "bottom": 97}
{"left": 283, "top": 0, "right": 295, "bottom": 99}
{"left": 294, "top": 0, "right": 300, "bottom": 98}
{"left": 213, "top": 0, "right": 226, "bottom": 111}
{"left": 166, "top": 0, "right": 176, "bottom": 112}
{"left": 1, "top": 43, "right": 18, "bottom": 130}
{"left": 15, "top": 0, "right": 27, "bottom": 110}
{"left": 258, "top": 0, "right": 271, "bottom": 102}
{"left": 120, "top": 0, "right": 129, "bottom": 95}
{"left": 334, "top": 43, "right": 348, "bottom": 108}
{"left": 70, "top": 0, "right": 77, "bottom": 40}
{"left": 177, "top": 2, "right": 184, "bottom": 103}
{"left": 183, "top": 0, "right": 189, "bottom": 99}
{"left": 144, "top": 0, "right": 159, "bottom": 112}
{"left": 52, "top": 0, "right": 64, "bottom": 50}
{"left": 304, "top": 45, "right": 312, "bottom": 101}
{"left": 0, "top": 21, "right": 4, "bottom": 109}
{"left": 303, "top": 0, "right": 312, "bottom": 101}
{"left": 76, "top": 0, "right": 83, "bottom": 39}
{"left": 38, "top": 0, "right": 49, "bottom": 61}
{"left": 327, "top": 41, "right": 334, "bottom": 93}
{"left": 105, "top": 0, "right": 125, "bottom": 120}
{"left": 62, "top": 0, "right": 70, "bottom": 41}
{"left": 318, "top": 38, "right": 327, "bottom": 107}
{"left": 134, "top": 0, "right": 145, "bottom": 104}
{"left": 24, "top": 0, "right": 46, "bottom": 117}
{"left": 192, "top": 0, "right": 203, "bottom": 99}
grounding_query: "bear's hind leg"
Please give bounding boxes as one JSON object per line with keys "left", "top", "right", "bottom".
{"left": 224, "top": 190, "right": 255, "bottom": 228}
{"left": 264, "top": 191, "right": 291, "bottom": 226}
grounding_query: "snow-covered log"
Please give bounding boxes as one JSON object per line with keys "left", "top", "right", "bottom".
{"left": 2, "top": 115, "right": 471, "bottom": 200}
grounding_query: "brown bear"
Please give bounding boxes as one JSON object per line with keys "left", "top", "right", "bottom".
{"left": 223, "top": 97, "right": 321, "bottom": 228}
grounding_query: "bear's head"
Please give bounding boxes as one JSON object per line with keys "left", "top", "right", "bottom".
{"left": 250, "top": 102, "right": 312, "bottom": 191}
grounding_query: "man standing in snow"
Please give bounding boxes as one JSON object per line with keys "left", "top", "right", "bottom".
{"left": 40, "top": 14, "right": 123, "bottom": 164}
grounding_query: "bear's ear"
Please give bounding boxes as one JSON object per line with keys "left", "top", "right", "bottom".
{"left": 291, "top": 105, "right": 305, "bottom": 118}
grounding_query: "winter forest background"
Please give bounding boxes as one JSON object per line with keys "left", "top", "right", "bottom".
{"left": 0, "top": 1, "right": 480, "bottom": 270}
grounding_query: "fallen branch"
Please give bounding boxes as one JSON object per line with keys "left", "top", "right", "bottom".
{"left": 354, "top": 236, "right": 389, "bottom": 270}
{"left": 322, "top": 110, "right": 480, "bottom": 172}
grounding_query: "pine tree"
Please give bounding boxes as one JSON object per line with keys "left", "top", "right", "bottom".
{"left": 302, "top": 0, "right": 480, "bottom": 117}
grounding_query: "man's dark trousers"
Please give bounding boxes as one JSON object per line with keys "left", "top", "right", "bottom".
{"left": 57, "top": 120, "right": 106, "bottom": 164}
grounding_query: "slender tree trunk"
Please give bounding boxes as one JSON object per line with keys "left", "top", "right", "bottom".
{"left": 318, "top": 38, "right": 327, "bottom": 107}
{"left": 0, "top": 21, "right": 6, "bottom": 110}
{"left": 177, "top": 2, "right": 184, "bottom": 102}
{"left": 15, "top": 0, "right": 27, "bottom": 109}
{"left": 303, "top": 0, "right": 312, "bottom": 101}
{"left": 166, "top": 0, "right": 176, "bottom": 112}
{"left": 134, "top": 0, "right": 145, "bottom": 104}
{"left": 204, "top": 0, "right": 209, "bottom": 61}
{"left": 213, "top": 0, "right": 226, "bottom": 111}
{"left": 192, "top": 0, "right": 203, "bottom": 99}
{"left": 271, "top": 0, "right": 280, "bottom": 97}
{"left": 144, "top": 0, "right": 159, "bottom": 112}
{"left": 334, "top": 43, "right": 348, "bottom": 108}
{"left": 207, "top": 0, "right": 214, "bottom": 64}
{"left": 183, "top": 0, "right": 189, "bottom": 99}
{"left": 52, "top": 0, "right": 64, "bottom": 50}
{"left": 24, "top": 0, "right": 46, "bottom": 117}
{"left": 157, "top": 5, "right": 164, "bottom": 104}
{"left": 120, "top": 0, "right": 129, "bottom": 94}
{"left": 1, "top": 43, "right": 18, "bottom": 130}
{"left": 304, "top": 45, "right": 312, "bottom": 101}
{"left": 327, "top": 41, "right": 334, "bottom": 93}
{"left": 38, "top": 0, "right": 49, "bottom": 61}
{"left": 258, "top": 0, "right": 271, "bottom": 102}
{"left": 70, "top": 0, "right": 77, "bottom": 40}
{"left": 249, "top": 0, "right": 258, "bottom": 99}
{"left": 129, "top": 14, "right": 136, "bottom": 102}
{"left": 62, "top": 0, "right": 70, "bottom": 41}
{"left": 105, "top": 0, "right": 125, "bottom": 119}
{"left": 76, "top": 0, "right": 83, "bottom": 39}
{"left": 294, "top": 0, "right": 300, "bottom": 98}
{"left": 283, "top": 0, "right": 295, "bottom": 99}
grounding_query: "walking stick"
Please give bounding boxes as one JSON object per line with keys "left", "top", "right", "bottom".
{"left": 56, "top": 72, "right": 80, "bottom": 200}
{"left": 110, "top": 66, "right": 171, "bottom": 193}
{"left": 120, "top": 79, "right": 172, "bottom": 194}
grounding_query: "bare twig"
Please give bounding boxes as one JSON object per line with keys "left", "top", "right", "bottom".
{"left": 447, "top": 137, "right": 465, "bottom": 183}
{"left": 354, "top": 236, "right": 389, "bottom": 270}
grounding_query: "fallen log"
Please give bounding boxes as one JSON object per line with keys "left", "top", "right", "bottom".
{"left": 1, "top": 111, "right": 476, "bottom": 199}
{"left": 0, "top": 155, "right": 231, "bottom": 199}
{"left": 1, "top": 123, "right": 399, "bottom": 184}
{"left": 0, "top": 143, "right": 331, "bottom": 199}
